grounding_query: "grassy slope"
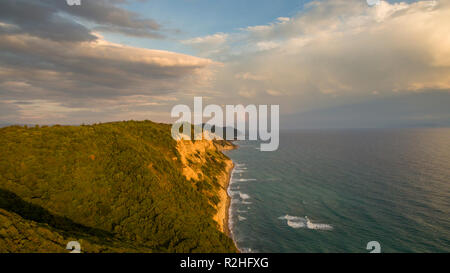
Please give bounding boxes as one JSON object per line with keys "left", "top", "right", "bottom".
{"left": 0, "top": 121, "right": 236, "bottom": 253}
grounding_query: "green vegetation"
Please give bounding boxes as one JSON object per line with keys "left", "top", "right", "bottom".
{"left": 0, "top": 121, "right": 236, "bottom": 253}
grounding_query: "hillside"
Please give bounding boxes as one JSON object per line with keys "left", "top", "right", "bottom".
{"left": 0, "top": 121, "right": 236, "bottom": 253}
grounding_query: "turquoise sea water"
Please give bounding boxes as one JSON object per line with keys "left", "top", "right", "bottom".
{"left": 224, "top": 128, "right": 450, "bottom": 253}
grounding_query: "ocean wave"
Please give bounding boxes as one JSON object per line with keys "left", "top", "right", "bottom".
{"left": 279, "top": 215, "right": 333, "bottom": 231}
{"left": 240, "top": 247, "right": 253, "bottom": 253}
{"left": 238, "top": 215, "right": 247, "bottom": 221}
{"left": 233, "top": 178, "right": 257, "bottom": 182}
{"left": 231, "top": 199, "right": 240, "bottom": 204}
{"left": 239, "top": 192, "right": 250, "bottom": 200}
{"left": 229, "top": 191, "right": 251, "bottom": 202}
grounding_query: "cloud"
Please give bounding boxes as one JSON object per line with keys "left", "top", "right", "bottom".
{"left": 185, "top": 0, "right": 450, "bottom": 116}
{"left": 0, "top": 0, "right": 164, "bottom": 40}
{"left": 235, "top": 72, "right": 264, "bottom": 81}
{"left": 182, "top": 33, "right": 229, "bottom": 57}
{"left": 266, "top": 89, "right": 283, "bottom": 96}
{"left": 183, "top": 33, "right": 228, "bottom": 46}
{"left": 0, "top": 32, "right": 214, "bottom": 97}
{"left": 238, "top": 88, "right": 257, "bottom": 98}
{"left": 2, "top": 0, "right": 450, "bottom": 127}
{"left": 0, "top": 0, "right": 96, "bottom": 42}
{"left": 0, "top": 0, "right": 216, "bottom": 124}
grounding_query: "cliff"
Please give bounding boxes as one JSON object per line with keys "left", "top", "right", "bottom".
{"left": 0, "top": 121, "right": 236, "bottom": 253}
{"left": 175, "top": 139, "right": 236, "bottom": 234}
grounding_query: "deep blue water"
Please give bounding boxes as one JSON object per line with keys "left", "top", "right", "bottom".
{"left": 224, "top": 128, "right": 450, "bottom": 253}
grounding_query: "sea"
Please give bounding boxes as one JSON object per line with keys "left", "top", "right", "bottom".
{"left": 223, "top": 128, "right": 450, "bottom": 253}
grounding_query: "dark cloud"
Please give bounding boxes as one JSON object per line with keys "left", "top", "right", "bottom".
{"left": 0, "top": 0, "right": 215, "bottom": 124}
{"left": 0, "top": 0, "right": 96, "bottom": 42}
{"left": 0, "top": 0, "right": 164, "bottom": 41}
{"left": 52, "top": 0, "right": 164, "bottom": 39}
{"left": 0, "top": 33, "right": 213, "bottom": 100}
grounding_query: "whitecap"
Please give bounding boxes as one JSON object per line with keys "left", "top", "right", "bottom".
{"left": 279, "top": 215, "right": 333, "bottom": 231}
{"left": 231, "top": 199, "right": 240, "bottom": 204}
{"left": 287, "top": 220, "right": 305, "bottom": 228}
{"left": 234, "top": 178, "right": 257, "bottom": 182}
{"left": 239, "top": 192, "right": 250, "bottom": 200}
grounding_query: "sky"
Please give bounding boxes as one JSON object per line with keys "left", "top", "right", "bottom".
{"left": 0, "top": 0, "right": 449, "bottom": 128}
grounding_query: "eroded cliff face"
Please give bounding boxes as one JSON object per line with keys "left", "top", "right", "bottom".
{"left": 175, "top": 139, "right": 235, "bottom": 234}
{"left": 176, "top": 140, "right": 216, "bottom": 181}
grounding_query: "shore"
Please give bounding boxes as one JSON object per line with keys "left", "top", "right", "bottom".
{"left": 213, "top": 143, "right": 238, "bottom": 240}
{"left": 177, "top": 138, "right": 237, "bottom": 241}
{"left": 224, "top": 160, "right": 234, "bottom": 237}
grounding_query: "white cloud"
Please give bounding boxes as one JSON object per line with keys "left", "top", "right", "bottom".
{"left": 184, "top": 0, "right": 450, "bottom": 114}
{"left": 235, "top": 72, "right": 264, "bottom": 81}
{"left": 266, "top": 89, "right": 284, "bottom": 96}
{"left": 182, "top": 33, "right": 229, "bottom": 57}
{"left": 183, "top": 33, "right": 228, "bottom": 46}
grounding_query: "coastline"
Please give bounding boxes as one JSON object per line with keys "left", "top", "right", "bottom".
{"left": 223, "top": 160, "right": 234, "bottom": 238}
{"left": 177, "top": 138, "right": 237, "bottom": 243}
{"left": 214, "top": 143, "right": 238, "bottom": 244}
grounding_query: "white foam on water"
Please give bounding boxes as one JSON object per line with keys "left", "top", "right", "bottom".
{"left": 287, "top": 220, "right": 305, "bottom": 228}
{"left": 239, "top": 192, "right": 250, "bottom": 200}
{"left": 227, "top": 161, "right": 257, "bottom": 253}
{"left": 306, "top": 222, "right": 333, "bottom": 230}
{"left": 279, "top": 215, "right": 333, "bottom": 231}
{"left": 231, "top": 199, "right": 240, "bottom": 204}
{"left": 234, "top": 178, "right": 257, "bottom": 182}
{"left": 240, "top": 247, "right": 253, "bottom": 253}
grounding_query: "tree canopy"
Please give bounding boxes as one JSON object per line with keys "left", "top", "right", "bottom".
{"left": 0, "top": 121, "right": 236, "bottom": 253}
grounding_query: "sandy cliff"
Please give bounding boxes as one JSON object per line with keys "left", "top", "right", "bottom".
{"left": 175, "top": 139, "right": 235, "bottom": 235}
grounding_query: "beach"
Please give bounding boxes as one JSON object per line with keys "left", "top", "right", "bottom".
{"left": 213, "top": 143, "right": 237, "bottom": 238}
